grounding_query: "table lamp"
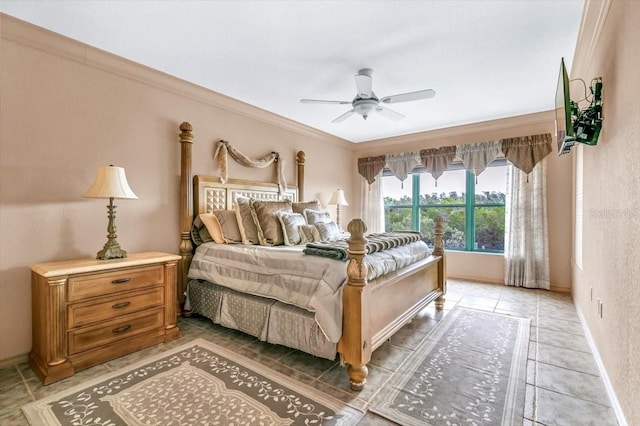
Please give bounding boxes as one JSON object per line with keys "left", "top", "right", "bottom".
{"left": 328, "top": 189, "right": 349, "bottom": 229}
{"left": 83, "top": 165, "right": 138, "bottom": 259}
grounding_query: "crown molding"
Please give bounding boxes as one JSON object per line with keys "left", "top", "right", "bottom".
{"left": 570, "top": 0, "right": 613, "bottom": 76}
{"left": 352, "top": 110, "right": 555, "bottom": 155}
{"left": 0, "top": 13, "right": 350, "bottom": 148}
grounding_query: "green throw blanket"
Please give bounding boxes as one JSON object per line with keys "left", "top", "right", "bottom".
{"left": 303, "top": 231, "right": 423, "bottom": 261}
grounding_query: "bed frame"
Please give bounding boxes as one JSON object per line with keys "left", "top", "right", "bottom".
{"left": 177, "top": 122, "right": 446, "bottom": 390}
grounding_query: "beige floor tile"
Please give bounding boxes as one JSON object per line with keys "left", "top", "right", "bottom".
{"left": 4, "top": 279, "right": 619, "bottom": 426}
{"left": 534, "top": 387, "right": 617, "bottom": 426}
{"left": 0, "top": 383, "right": 33, "bottom": 418}
{"left": 537, "top": 342, "right": 599, "bottom": 376}
{"left": 536, "top": 362, "right": 611, "bottom": 406}
{"left": 0, "top": 409, "right": 29, "bottom": 426}
{"left": 537, "top": 328, "right": 591, "bottom": 353}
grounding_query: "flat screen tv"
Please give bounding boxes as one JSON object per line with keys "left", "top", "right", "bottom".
{"left": 555, "top": 58, "right": 576, "bottom": 155}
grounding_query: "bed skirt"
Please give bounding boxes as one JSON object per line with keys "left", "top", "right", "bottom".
{"left": 185, "top": 279, "right": 337, "bottom": 360}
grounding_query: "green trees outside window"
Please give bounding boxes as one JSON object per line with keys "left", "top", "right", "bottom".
{"left": 383, "top": 164, "right": 506, "bottom": 253}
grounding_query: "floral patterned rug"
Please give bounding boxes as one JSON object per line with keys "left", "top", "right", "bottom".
{"left": 371, "top": 308, "right": 530, "bottom": 426}
{"left": 22, "top": 339, "right": 363, "bottom": 425}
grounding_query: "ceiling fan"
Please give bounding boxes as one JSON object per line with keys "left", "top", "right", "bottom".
{"left": 300, "top": 68, "right": 436, "bottom": 123}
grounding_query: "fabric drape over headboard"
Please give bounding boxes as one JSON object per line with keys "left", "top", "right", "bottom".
{"left": 214, "top": 140, "right": 287, "bottom": 193}
{"left": 501, "top": 134, "right": 552, "bottom": 175}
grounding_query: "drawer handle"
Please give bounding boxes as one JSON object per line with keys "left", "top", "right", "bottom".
{"left": 111, "top": 278, "right": 131, "bottom": 284}
{"left": 112, "top": 301, "right": 131, "bottom": 309}
{"left": 112, "top": 325, "right": 132, "bottom": 334}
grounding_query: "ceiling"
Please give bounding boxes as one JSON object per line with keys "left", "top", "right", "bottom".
{"left": 1, "top": 1, "right": 584, "bottom": 143}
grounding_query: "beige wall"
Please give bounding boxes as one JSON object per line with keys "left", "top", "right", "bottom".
{"left": 0, "top": 16, "right": 354, "bottom": 361}
{"left": 0, "top": 13, "right": 576, "bottom": 364}
{"left": 353, "top": 112, "right": 574, "bottom": 290}
{"left": 570, "top": 1, "right": 639, "bottom": 424}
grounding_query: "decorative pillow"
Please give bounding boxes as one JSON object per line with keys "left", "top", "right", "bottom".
{"left": 213, "top": 210, "right": 243, "bottom": 243}
{"left": 199, "top": 213, "right": 225, "bottom": 244}
{"left": 190, "top": 215, "right": 213, "bottom": 246}
{"left": 299, "top": 224, "right": 321, "bottom": 243}
{"left": 277, "top": 212, "right": 306, "bottom": 246}
{"left": 235, "top": 197, "right": 260, "bottom": 245}
{"left": 292, "top": 200, "right": 322, "bottom": 216}
{"left": 315, "top": 221, "right": 342, "bottom": 242}
{"left": 304, "top": 208, "right": 331, "bottom": 225}
{"left": 250, "top": 199, "right": 293, "bottom": 246}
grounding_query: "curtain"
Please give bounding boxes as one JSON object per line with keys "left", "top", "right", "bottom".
{"left": 420, "top": 146, "right": 456, "bottom": 186}
{"left": 360, "top": 172, "right": 384, "bottom": 233}
{"left": 501, "top": 133, "right": 552, "bottom": 175}
{"left": 504, "top": 159, "right": 550, "bottom": 289}
{"left": 357, "top": 156, "right": 386, "bottom": 184}
{"left": 385, "top": 151, "right": 421, "bottom": 185}
{"left": 456, "top": 141, "right": 501, "bottom": 182}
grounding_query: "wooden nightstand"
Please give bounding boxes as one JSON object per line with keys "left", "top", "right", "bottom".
{"left": 29, "top": 252, "right": 182, "bottom": 385}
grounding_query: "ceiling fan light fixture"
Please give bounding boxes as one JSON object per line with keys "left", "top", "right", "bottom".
{"left": 300, "top": 68, "right": 435, "bottom": 123}
{"left": 354, "top": 98, "right": 378, "bottom": 119}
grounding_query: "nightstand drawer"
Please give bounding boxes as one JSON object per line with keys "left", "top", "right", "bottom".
{"left": 68, "top": 308, "right": 164, "bottom": 355}
{"left": 68, "top": 287, "right": 165, "bottom": 328}
{"left": 68, "top": 265, "right": 164, "bottom": 302}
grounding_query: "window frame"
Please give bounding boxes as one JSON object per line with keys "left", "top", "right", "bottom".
{"left": 383, "top": 159, "right": 507, "bottom": 253}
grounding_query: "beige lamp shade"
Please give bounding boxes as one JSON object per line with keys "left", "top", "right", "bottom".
{"left": 329, "top": 189, "right": 349, "bottom": 206}
{"left": 83, "top": 165, "right": 138, "bottom": 199}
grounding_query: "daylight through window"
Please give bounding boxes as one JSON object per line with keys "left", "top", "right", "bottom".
{"left": 383, "top": 160, "right": 507, "bottom": 252}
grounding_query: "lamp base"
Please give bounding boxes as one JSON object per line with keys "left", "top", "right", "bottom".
{"left": 97, "top": 241, "right": 127, "bottom": 260}
{"left": 96, "top": 197, "right": 128, "bottom": 260}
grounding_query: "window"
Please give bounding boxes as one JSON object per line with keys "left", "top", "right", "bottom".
{"left": 383, "top": 161, "right": 507, "bottom": 252}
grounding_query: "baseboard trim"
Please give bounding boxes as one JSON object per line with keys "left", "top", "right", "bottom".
{"left": 549, "top": 285, "right": 571, "bottom": 293}
{"left": 575, "top": 305, "right": 628, "bottom": 426}
{"left": 0, "top": 352, "right": 28, "bottom": 369}
{"left": 447, "top": 274, "right": 504, "bottom": 285}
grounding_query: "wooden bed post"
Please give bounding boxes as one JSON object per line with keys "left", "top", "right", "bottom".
{"left": 340, "top": 219, "right": 372, "bottom": 391}
{"left": 178, "top": 122, "right": 194, "bottom": 307}
{"left": 433, "top": 215, "right": 447, "bottom": 309}
{"left": 296, "top": 151, "right": 305, "bottom": 201}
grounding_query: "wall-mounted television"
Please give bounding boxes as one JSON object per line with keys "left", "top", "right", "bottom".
{"left": 555, "top": 58, "right": 603, "bottom": 155}
{"left": 555, "top": 58, "right": 576, "bottom": 155}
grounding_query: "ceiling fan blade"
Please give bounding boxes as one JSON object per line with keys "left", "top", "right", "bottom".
{"left": 380, "top": 89, "right": 436, "bottom": 104}
{"left": 300, "top": 99, "right": 351, "bottom": 105}
{"left": 376, "top": 106, "right": 404, "bottom": 121}
{"left": 354, "top": 69, "right": 373, "bottom": 98}
{"left": 332, "top": 109, "right": 355, "bottom": 123}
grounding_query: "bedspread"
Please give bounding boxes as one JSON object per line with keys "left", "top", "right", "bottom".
{"left": 188, "top": 241, "right": 431, "bottom": 342}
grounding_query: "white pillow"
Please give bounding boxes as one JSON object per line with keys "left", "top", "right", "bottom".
{"left": 278, "top": 212, "right": 306, "bottom": 245}
{"left": 314, "top": 221, "right": 342, "bottom": 242}
{"left": 303, "top": 208, "right": 331, "bottom": 225}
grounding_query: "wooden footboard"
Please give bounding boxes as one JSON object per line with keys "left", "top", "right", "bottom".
{"left": 338, "top": 217, "right": 446, "bottom": 391}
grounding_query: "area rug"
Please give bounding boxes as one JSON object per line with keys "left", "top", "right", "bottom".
{"left": 371, "top": 308, "right": 530, "bottom": 426}
{"left": 22, "top": 338, "right": 363, "bottom": 425}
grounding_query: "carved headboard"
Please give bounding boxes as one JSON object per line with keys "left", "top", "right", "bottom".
{"left": 194, "top": 176, "right": 297, "bottom": 214}
{"left": 178, "top": 122, "right": 306, "bottom": 306}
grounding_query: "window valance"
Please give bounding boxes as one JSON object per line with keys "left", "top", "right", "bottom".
{"left": 357, "top": 155, "right": 386, "bottom": 184}
{"left": 357, "top": 133, "right": 552, "bottom": 184}
{"left": 501, "top": 134, "right": 552, "bottom": 175}
{"left": 385, "top": 151, "right": 421, "bottom": 184}
{"left": 457, "top": 141, "right": 502, "bottom": 183}
{"left": 420, "top": 146, "right": 456, "bottom": 186}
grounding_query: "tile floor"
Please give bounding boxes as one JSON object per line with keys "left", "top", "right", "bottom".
{"left": 0, "top": 279, "right": 619, "bottom": 425}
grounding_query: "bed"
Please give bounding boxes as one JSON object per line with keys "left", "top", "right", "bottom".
{"left": 177, "top": 122, "right": 447, "bottom": 390}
